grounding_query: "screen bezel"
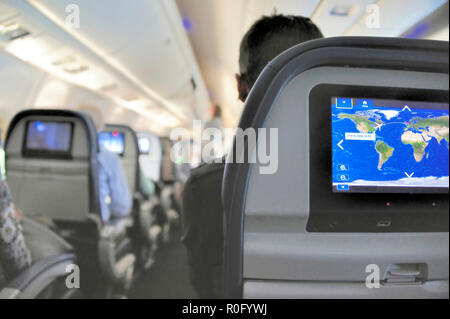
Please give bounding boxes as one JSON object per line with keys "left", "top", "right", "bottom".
{"left": 98, "top": 131, "right": 126, "bottom": 156}
{"left": 308, "top": 84, "right": 449, "bottom": 233}
{"left": 23, "top": 120, "right": 74, "bottom": 160}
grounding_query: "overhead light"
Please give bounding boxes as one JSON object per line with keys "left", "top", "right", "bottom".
{"left": 182, "top": 17, "right": 194, "bottom": 32}
{"left": 63, "top": 64, "right": 89, "bottom": 74}
{"left": 0, "top": 23, "right": 30, "bottom": 42}
{"left": 100, "top": 83, "right": 118, "bottom": 92}
{"left": 5, "top": 37, "right": 50, "bottom": 62}
{"left": 0, "top": 25, "right": 4, "bottom": 32}
{"left": 52, "top": 55, "right": 76, "bottom": 66}
{"left": 330, "top": 5, "right": 352, "bottom": 17}
{"left": 121, "top": 94, "right": 140, "bottom": 102}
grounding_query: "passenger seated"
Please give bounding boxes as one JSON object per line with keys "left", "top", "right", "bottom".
{"left": 139, "top": 168, "right": 156, "bottom": 198}
{"left": 0, "top": 178, "right": 32, "bottom": 285}
{"left": 77, "top": 105, "right": 132, "bottom": 222}
{"left": 181, "top": 14, "right": 323, "bottom": 298}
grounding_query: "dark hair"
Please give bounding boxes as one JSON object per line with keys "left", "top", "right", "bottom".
{"left": 239, "top": 15, "right": 323, "bottom": 88}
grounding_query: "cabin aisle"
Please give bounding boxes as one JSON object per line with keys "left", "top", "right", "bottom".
{"left": 129, "top": 226, "right": 198, "bottom": 299}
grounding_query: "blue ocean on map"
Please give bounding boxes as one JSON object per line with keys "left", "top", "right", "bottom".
{"left": 332, "top": 104, "right": 449, "bottom": 188}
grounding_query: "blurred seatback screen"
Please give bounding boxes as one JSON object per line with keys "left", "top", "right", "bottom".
{"left": 99, "top": 131, "right": 125, "bottom": 155}
{"left": 332, "top": 97, "right": 449, "bottom": 193}
{"left": 24, "top": 121, "right": 73, "bottom": 158}
{"left": 138, "top": 137, "right": 151, "bottom": 154}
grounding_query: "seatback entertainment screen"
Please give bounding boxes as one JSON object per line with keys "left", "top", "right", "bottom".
{"left": 24, "top": 121, "right": 73, "bottom": 157}
{"left": 138, "top": 136, "right": 151, "bottom": 154}
{"left": 98, "top": 131, "right": 125, "bottom": 155}
{"left": 332, "top": 97, "right": 449, "bottom": 193}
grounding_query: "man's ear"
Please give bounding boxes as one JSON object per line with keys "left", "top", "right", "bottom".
{"left": 236, "top": 74, "right": 249, "bottom": 102}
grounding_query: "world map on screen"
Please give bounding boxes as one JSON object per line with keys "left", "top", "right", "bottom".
{"left": 332, "top": 97, "right": 449, "bottom": 192}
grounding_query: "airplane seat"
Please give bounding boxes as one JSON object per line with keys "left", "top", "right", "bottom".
{"left": 159, "top": 137, "right": 181, "bottom": 227}
{"left": 0, "top": 264, "right": 4, "bottom": 287}
{"left": 102, "top": 124, "right": 165, "bottom": 267}
{"left": 4, "top": 110, "right": 136, "bottom": 297}
{"left": 137, "top": 132, "right": 163, "bottom": 183}
{"left": 182, "top": 161, "right": 225, "bottom": 298}
{"left": 222, "top": 37, "right": 449, "bottom": 299}
{"left": 0, "top": 216, "right": 77, "bottom": 299}
{"left": 137, "top": 132, "right": 175, "bottom": 228}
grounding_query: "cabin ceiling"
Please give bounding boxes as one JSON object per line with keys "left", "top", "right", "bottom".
{"left": 0, "top": 0, "right": 211, "bottom": 135}
{"left": 177, "top": 0, "right": 448, "bottom": 127}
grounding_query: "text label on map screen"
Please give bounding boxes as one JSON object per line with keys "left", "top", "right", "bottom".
{"left": 332, "top": 97, "right": 449, "bottom": 193}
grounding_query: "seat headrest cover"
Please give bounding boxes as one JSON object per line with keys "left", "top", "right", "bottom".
{"left": 237, "top": 37, "right": 449, "bottom": 132}
{"left": 6, "top": 109, "right": 99, "bottom": 154}
{"left": 5, "top": 109, "right": 102, "bottom": 217}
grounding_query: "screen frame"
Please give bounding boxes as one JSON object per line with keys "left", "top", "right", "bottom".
{"left": 308, "top": 84, "right": 449, "bottom": 233}
{"left": 98, "top": 131, "right": 126, "bottom": 156}
{"left": 22, "top": 120, "right": 74, "bottom": 160}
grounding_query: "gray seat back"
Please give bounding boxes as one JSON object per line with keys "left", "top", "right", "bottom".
{"left": 137, "top": 131, "right": 162, "bottom": 182}
{"left": 222, "top": 37, "right": 449, "bottom": 298}
{"left": 160, "top": 137, "right": 175, "bottom": 183}
{"left": 102, "top": 124, "right": 140, "bottom": 194}
{"left": 5, "top": 110, "right": 101, "bottom": 223}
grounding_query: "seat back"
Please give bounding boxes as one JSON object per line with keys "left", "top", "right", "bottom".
{"left": 160, "top": 137, "right": 175, "bottom": 183}
{"left": 222, "top": 37, "right": 449, "bottom": 298}
{"left": 101, "top": 124, "right": 140, "bottom": 194}
{"left": 5, "top": 109, "right": 101, "bottom": 222}
{"left": 137, "top": 131, "right": 162, "bottom": 182}
{"left": 182, "top": 162, "right": 225, "bottom": 298}
{"left": 0, "top": 262, "right": 4, "bottom": 289}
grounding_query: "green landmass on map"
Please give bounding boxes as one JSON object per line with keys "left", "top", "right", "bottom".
{"left": 338, "top": 114, "right": 378, "bottom": 133}
{"left": 375, "top": 141, "right": 394, "bottom": 170}
{"left": 406, "top": 115, "right": 449, "bottom": 144}
{"left": 401, "top": 131, "right": 429, "bottom": 162}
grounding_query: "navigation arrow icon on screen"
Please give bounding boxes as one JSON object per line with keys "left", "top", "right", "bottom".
{"left": 402, "top": 105, "right": 412, "bottom": 112}
{"left": 404, "top": 172, "right": 414, "bottom": 178}
{"left": 338, "top": 140, "right": 344, "bottom": 150}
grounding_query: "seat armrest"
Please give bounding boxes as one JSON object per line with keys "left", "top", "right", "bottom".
{"left": 0, "top": 253, "right": 76, "bottom": 299}
{"left": 101, "top": 217, "right": 133, "bottom": 239}
{"left": 134, "top": 191, "right": 144, "bottom": 202}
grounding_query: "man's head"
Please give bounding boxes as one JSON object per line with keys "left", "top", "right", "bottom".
{"left": 236, "top": 15, "right": 323, "bottom": 102}
{"left": 77, "top": 104, "right": 104, "bottom": 132}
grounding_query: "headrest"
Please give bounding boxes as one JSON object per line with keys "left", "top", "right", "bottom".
{"left": 236, "top": 36, "right": 449, "bottom": 132}
{"left": 137, "top": 131, "right": 162, "bottom": 156}
{"left": 5, "top": 109, "right": 102, "bottom": 219}
{"left": 102, "top": 124, "right": 139, "bottom": 155}
{"left": 6, "top": 109, "right": 99, "bottom": 156}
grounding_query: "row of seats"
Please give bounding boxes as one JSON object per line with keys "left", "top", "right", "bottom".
{"left": 0, "top": 110, "right": 181, "bottom": 298}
